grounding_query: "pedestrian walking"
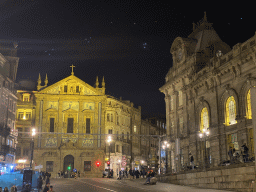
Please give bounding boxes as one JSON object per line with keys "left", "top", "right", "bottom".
{"left": 3, "top": 187, "right": 9, "bottom": 192}
{"left": 46, "top": 176, "right": 50, "bottom": 185}
{"left": 142, "top": 169, "right": 145, "bottom": 178}
{"left": 132, "top": 169, "right": 135, "bottom": 179}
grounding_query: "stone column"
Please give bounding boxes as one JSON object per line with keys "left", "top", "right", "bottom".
{"left": 250, "top": 87, "right": 256, "bottom": 191}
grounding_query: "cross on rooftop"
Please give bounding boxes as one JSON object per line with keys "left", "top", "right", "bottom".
{"left": 70, "top": 64, "right": 75, "bottom": 75}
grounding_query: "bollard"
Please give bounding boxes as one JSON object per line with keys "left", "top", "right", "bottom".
{"left": 75, "top": 172, "right": 76, "bottom": 179}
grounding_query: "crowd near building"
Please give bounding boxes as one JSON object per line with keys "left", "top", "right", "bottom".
{"left": 160, "top": 13, "right": 256, "bottom": 172}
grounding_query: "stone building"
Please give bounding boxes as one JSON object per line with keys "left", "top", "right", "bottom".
{"left": 140, "top": 118, "right": 166, "bottom": 171}
{"left": 160, "top": 13, "right": 256, "bottom": 172}
{"left": 15, "top": 68, "right": 141, "bottom": 177}
{"left": 0, "top": 40, "right": 19, "bottom": 173}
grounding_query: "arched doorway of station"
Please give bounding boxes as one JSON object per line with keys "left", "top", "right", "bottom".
{"left": 63, "top": 155, "right": 74, "bottom": 172}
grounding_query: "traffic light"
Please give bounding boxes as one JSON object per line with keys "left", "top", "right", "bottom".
{"left": 67, "top": 164, "right": 71, "bottom": 170}
{"left": 107, "top": 161, "right": 110, "bottom": 166}
{"left": 96, "top": 161, "right": 100, "bottom": 167}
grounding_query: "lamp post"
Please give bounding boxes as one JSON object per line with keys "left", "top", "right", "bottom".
{"left": 107, "top": 135, "right": 112, "bottom": 177}
{"left": 30, "top": 128, "right": 36, "bottom": 168}
{"left": 198, "top": 128, "right": 210, "bottom": 171}
{"left": 162, "top": 141, "right": 170, "bottom": 174}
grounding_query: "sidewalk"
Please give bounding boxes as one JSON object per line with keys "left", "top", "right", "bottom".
{"left": 120, "top": 177, "right": 233, "bottom": 192}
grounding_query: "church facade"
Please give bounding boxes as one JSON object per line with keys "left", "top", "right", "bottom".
{"left": 160, "top": 13, "right": 256, "bottom": 172}
{"left": 16, "top": 69, "right": 141, "bottom": 177}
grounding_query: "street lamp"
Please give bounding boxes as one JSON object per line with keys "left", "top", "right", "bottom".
{"left": 162, "top": 141, "right": 170, "bottom": 174}
{"left": 106, "top": 135, "right": 112, "bottom": 177}
{"left": 30, "top": 128, "right": 36, "bottom": 168}
{"left": 198, "top": 128, "right": 210, "bottom": 171}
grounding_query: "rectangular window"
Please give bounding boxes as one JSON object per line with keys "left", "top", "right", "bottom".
{"left": 67, "top": 118, "right": 74, "bottom": 133}
{"left": 18, "top": 112, "right": 23, "bottom": 120}
{"left": 26, "top": 112, "right": 31, "bottom": 120}
{"left": 46, "top": 161, "right": 54, "bottom": 172}
{"left": 117, "top": 116, "right": 119, "bottom": 125}
{"left": 50, "top": 118, "right": 55, "bottom": 132}
{"left": 64, "top": 85, "right": 67, "bottom": 92}
{"left": 116, "top": 145, "right": 119, "bottom": 153}
{"left": 108, "top": 129, "right": 112, "bottom": 134}
{"left": 16, "top": 147, "right": 21, "bottom": 156}
{"left": 25, "top": 127, "right": 30, "bottom": 137}
{"left": 76, "top": 86, "right": 79, "bottom": 93}
{"left": 18, "top": 128, "right": 22, "bottom": 137}
{"left": 134, "top": 125, "right": 136, "bottom": 133}
{"left": 86, "top": 118, "right": 90, "bottom": 134}
{"left": 23, "top": 148, "right": 29, "bottom": 156}
{"left": 84, "top": 161, "right": 91, "bottom": 171}
{"left": 116, "top": 131, "right": 119, "bottom": 140}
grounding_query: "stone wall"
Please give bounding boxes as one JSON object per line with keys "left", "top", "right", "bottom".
{"left": 158, "top": 164, "right": 255, "bottom": 192}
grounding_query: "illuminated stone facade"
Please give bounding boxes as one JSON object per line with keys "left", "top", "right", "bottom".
{"left": 160, "top": 13, "right": 256, "bottom": 172}
{"left": 16, "top": 71, "right": 141, "bottom": 177}
{"left": 0, "top": 40, "right": 19, "bottom": 170}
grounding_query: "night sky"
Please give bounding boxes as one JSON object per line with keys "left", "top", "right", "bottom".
{"left": 0, "top": 1, "right": 255, "bottom": 118}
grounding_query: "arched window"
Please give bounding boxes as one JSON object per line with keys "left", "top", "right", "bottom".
{"left": 225, "top": 96, "right": 237, "bottom": 126}
{"left": 246, "top": 89, "right": 252, "bottom": 119}
{"left": 200, "top": 107, "right": 209, "bottom": 132}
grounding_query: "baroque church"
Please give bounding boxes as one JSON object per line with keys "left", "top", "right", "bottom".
{"left": 15, "top": 66, "right": 141, "bottom": 177}
{"left": 160, "top": 13, "right": 256, "bottom": 172}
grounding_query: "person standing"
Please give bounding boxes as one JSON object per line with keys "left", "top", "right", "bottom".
{"left": 47, "top": 186, "right": 55, "bottom": 192}
{"left": 189, "top": 153, "right": 194, "bottom": 170}
{"left": 43, "top": 183, "right": 50, "bottom": 192}
{"left": 228, "top": 147, "right": 233, "bottom": 163}
{"left": 142, "top": 169, "right": 145, "bottom": 178}
{"left": 46, "top": 176, "right": 50, "bottom": 185}
{"left": 37, "top": 175, "right": 43, "bottom": 192}
{"left": 3, "top": 187, "right": 9, "bottom": 192}
{"left": 242, "top": 143, "right": 249, "bottom": 162}
{"left": 10, "top": 185, "right": 17, "bottom": 192}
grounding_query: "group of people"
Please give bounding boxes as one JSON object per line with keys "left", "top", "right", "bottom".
{"left": 144, "top": 170, "right": 156, "bottom": 184}
{"left": 228, "top": 143, "right": 249, "bottom": 163}
{"left": 37, "top": 171, "right": 54, "bottom": 192}
{"left": 0, "top": 185, "right": 17, "bottom": 192}
{"left": 116, "top": 168, "right": 152, "bottom": 180}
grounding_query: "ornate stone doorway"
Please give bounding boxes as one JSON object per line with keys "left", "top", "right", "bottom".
{"left": 63, "top": 155, "right": 74, "bottom": 172}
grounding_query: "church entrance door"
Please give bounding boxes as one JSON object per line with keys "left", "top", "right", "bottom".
{"left": 63, "top": 155, "right": 74, "bottom": 172}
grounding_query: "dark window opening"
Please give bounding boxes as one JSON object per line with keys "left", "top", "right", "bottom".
{"left": 86, "top": 118, "right": 90, "bottom": 134}
{"left": 84, "top": 161, "right": 91, "bottom": 171}
{"left": 64, "top": 85, "right": 67, "bottom": 92}
{"left": 67, "top": 118, "right": 74, "bottom": 133}
{"left": 50, "top": 118, "right": 54, "bottom": 132}
{"left": 76, "top": 86, "right": 79, "bottom": 93}
{"left": 46, "top": 161, "right": 54, "bottom": 172}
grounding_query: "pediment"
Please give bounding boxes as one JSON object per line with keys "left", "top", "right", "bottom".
{"left": 38, "top": 75, "right": 99, "bottom": 95}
